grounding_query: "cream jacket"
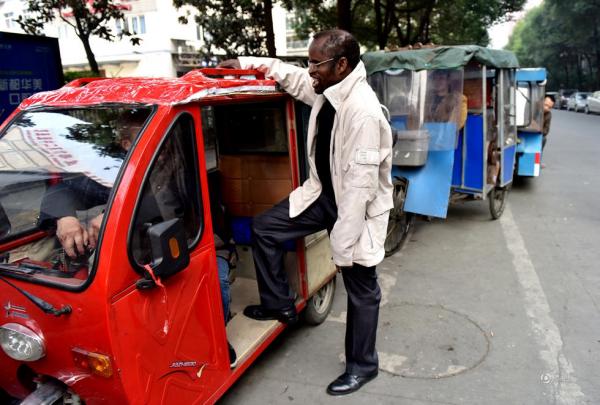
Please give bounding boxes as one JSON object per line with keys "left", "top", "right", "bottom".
{"left": 239, "top": 57, "right": 394, "bottom": 267}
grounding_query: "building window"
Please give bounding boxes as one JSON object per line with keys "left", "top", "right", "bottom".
{"left": 4, "top": 12, "right": 15, "bottom": 29}
{"left": 58, "top": 25, "right": 70, "bottom": 38}
{"left": 130, "top": 15, "right": 146, "bottom": 35}
{"left": 115, "top": 18, "right": 125, "bottom": 35}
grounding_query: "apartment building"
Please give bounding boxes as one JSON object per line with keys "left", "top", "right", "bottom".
{"left": 1, "top": 0, "right": 309, "bottom": 78}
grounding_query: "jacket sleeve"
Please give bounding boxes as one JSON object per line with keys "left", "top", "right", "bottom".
{"left": 238, "top": 57, "right": 316, "bottom": 106}
{"left": 329, "top": 115, "right": 382, "bottom": 267}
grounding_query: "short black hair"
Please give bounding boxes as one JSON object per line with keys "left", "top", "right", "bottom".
{"left": 312, "top": 29, "right": 360, "bottom": 69}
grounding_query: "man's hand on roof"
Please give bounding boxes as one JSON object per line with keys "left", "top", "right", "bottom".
{"left": 217, "top": 59, "right": 241, "bottom": 69}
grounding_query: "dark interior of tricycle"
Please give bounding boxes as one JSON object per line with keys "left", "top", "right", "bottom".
{"left": 202, "top": 99, "right": 308, "bottom": 365}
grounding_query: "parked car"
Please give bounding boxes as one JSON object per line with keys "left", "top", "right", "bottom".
{"left": 558, "top": 89, "right": 577, "bottom": 109}
{"left": 566, "top": 92, "right": 591, "bottom": 112}
{"left": 585, "top": 91, "right": 600, "bottom": 114}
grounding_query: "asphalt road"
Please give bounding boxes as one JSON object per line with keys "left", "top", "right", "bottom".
{"left": 219, "top": 109, "right": 600, "bottom": 405}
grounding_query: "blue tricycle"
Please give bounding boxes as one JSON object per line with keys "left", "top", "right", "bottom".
{"left": 363, "top": 46, "right": 520, "bottom": 255}
{"left": 515, "top": 68, "right": 547, "bottom": 177}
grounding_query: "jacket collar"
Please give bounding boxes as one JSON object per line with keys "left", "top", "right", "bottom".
{"left": 323, "top": 61, "right": 367, "bottom": 111}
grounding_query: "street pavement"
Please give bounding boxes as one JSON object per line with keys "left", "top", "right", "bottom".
{"left": 219, "top": 109, "right": 600, "bottom": 405}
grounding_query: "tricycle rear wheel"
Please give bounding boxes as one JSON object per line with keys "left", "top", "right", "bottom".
{"left": 304, "top": 277, "right": 336, "bottom": 325}
{"left": 489, "top": 186, "right": 508, "bottom": 219}
{"left": 385, "top": 179, "right": 414, "bottom": 256}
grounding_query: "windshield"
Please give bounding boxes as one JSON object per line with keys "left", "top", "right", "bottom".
{"left": 368, "top": 68, "right": 464, "bottom": 151}
{"left": 0, "top": 107, "right": 151, "bottom": 288}
{"left": 517, "top": 82, "right": 544, "bottom": 131}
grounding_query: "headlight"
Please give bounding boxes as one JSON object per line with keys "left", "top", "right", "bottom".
{"left": 0, "top": 323, "right": 45, "bottom": 361}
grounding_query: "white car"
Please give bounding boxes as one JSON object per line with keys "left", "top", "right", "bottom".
{"left": 586, "top": 91, "right": 600, "bottom": 114}
{"left": 566, "top": 92, "right": 590, "bottom": 112}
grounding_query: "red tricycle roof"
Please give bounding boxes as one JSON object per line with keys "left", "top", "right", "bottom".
{"left": 19, "top": 69, "right": 280, "bottom": 109}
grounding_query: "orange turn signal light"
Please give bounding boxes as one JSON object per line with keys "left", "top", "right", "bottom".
{"left": 72, "top": 347, "right": 113, "bottom": 378}
{"left": 169, "top": 237, "right": 180, "bottom": 258}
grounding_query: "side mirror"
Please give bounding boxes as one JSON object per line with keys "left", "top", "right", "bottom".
{"left": 146, "top": 218, "right": 190, "bottom": 280}
{"left": 0, "top": 203, "right": 11, "bottom": 240}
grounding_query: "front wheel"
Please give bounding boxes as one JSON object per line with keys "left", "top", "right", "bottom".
{"left": 304, "top": 277, "right": 336, "bottom": 325}
{"left": 489, "top": 186, "right": 508, "bottom": 219}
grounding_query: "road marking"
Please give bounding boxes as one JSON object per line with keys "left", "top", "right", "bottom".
{"left": 500, "top": 206, "right": 585, "bottom": 404}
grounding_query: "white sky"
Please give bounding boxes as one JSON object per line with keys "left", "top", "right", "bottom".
{"left": 488, "top": 0, "right": 543, "bottom": 49}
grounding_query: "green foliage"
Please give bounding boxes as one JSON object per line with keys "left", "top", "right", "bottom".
{"left": 16, "top": 0, "right": 140, "bottom": 74}
{"left": 283, "top": 0, "right": 525, "bottom": 49}
{"left": 432, "top": 0, "right": 526, "bottom": 46}
{"left": 174, "top": 0, "right": 275, "bottom": 58}
{"left": 506, "top": 1, "right": 600, "bottom": 90}
{"left": 63, "top": 70, "right": 101, "bottom": 83}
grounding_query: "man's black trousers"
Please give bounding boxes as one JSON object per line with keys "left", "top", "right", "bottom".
{"left": 251, "top": 193, "right": 381, "bottom": 376}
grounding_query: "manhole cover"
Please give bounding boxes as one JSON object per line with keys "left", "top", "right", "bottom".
{"left": 377, "top": 303, "right": 489, "bottom": 379}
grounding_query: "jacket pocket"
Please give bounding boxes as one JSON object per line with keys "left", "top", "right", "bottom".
{"left": 348, "top": 147, "right": 379, "bottom": 189}
{"left": 356, "top": 210, "right": 389, "bottom": 256}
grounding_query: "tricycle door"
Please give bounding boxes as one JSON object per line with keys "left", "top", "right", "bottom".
{"left": 516, "top": 77, "right": 545, "bottom": 176}
{"left": 110, "top": 110, "right": 227, "bottom": 404}
{"left": 454, "top": 65, "right": 489, "bottom": 193}
{"left": 498, "top": 69, "right": 517, "bottom": 186}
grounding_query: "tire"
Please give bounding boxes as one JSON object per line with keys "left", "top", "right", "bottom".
{"left": 303, "top": 277, "right": 336, "bottom": 325}
{"left": 384, "top": 179, "right": 414, "bottom": 256}
{"left": 489, "top": 186, "right": 508, "bottom": 219}
{"left": 585, "top": 106, "right": 590, "bottom": 114}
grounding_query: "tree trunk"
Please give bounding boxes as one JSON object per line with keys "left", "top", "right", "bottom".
{"left": 406, "top": 0, "right": 412, "bottom": 44}
{"left": 73, "top": 16, "right": 99, "bottom": 75}
{"left": 375, "top": 0, "right": 384, "bottom": 49}
{"left": 337, "top": 0, "right": 352, "bottom": 32}
{"left": 576, "top": 54, "right": 583, "bottom": 87}
{"left": 80, "top": 34, "right": 100, "bottom": 75}
{"left": 594, "top": 23, "right": 600, "bottom": 89}
{"left": 264, "top": 0, "right": 276, "bottom": 57}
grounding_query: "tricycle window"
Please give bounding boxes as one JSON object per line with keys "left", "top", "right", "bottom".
{"left": 129, "top": 113, "right": 202, "bottom": 270}
{"left": 0, "top": 107, "right": 151, "bottom": 288}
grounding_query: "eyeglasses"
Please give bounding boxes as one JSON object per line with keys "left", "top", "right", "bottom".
{"left": 308, "top": 57, "right": 336, "bottom": 69}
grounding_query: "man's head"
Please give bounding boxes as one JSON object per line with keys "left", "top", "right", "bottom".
{"left": 431, "top": 70, "right": 451, "bottom": 96}
{"left": 115, "top": 109, "right": 148, "bottom": 151}
{"left": 544, "top": 95, "right": 555, "bottom": 113}
{"left": 308, "top": 29, "right": 360, "bottom": 94}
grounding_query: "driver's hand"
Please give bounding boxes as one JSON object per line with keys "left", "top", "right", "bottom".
{"left": 56, "top": 216, "right": 89, "bottom": 258}
{"left": 217, "top": 59, "right": 241, "bottom": 69}
{"left": 87, "top": 213, "right": 104, "bottom": 250}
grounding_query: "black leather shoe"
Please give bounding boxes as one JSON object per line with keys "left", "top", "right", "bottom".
{"left": 326, "top": 371, "right": 378, "bottom": 396}
{"left": 227, "top": 341, "right": 237, "bottom": 368}
{"left": 243, "top": 305, "right": 298, "bottom": 325}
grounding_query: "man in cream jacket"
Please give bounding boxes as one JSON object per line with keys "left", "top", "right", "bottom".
{"left": 220, "top": 29, "right": 393, "bottom": 395}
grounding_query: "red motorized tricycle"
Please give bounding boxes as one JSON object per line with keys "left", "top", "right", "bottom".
{"left": 0, "top": 69, "right": 337, "bottom": 404}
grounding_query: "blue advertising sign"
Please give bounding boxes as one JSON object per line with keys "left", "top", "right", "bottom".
{"left": 0, "top": 31, "right": 63, "bottom": 123}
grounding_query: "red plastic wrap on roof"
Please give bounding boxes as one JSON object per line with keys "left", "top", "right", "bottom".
{"left": 19, "top": 69, "right": 279, "bottom": 109}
